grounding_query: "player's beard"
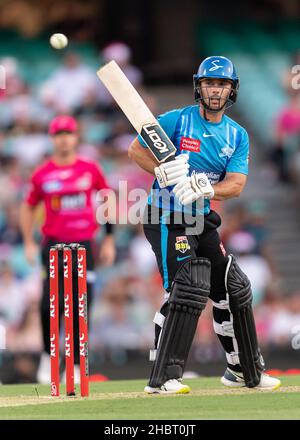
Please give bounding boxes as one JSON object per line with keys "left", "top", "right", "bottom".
{"left": 201, "top": 87, "right": 231, "bottom": 112}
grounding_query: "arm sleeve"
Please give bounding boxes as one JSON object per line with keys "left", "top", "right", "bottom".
{"left": 25, "top": 174, "right": 43, "bottom": 206}
{"left": 93, "top": 163, "right": 111, "bottom": 191}
{"left": 226, "top": 130, "right": 249, "bottom": 175}
{"left": 137, "top": 108, "right": 182, "bottom": 148}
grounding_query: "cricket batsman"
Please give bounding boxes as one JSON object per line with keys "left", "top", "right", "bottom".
{"left": 128, "top": 56, "right": 281, "bottom": 393}
{"left": 20, "top": 115, "right": 115, "bottom": 383}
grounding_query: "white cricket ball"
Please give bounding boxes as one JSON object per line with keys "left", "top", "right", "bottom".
{"left": 49, "top": 33, "right": 68, "bottom": 50}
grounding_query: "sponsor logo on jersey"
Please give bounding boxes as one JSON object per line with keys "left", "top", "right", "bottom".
{"left": 43, "top": 180, "right": 63, "bottom": 193}
{"left": 203, "top": 133, "right": 215, "bottom": 138}
{"left": 175, "top": 236, "right": 191, "bottom": 254}
{"left": 180, "top": 137, "right": 201, "bottom": 153}
{"left": 59, "top": 170, "right": 73, "bottom": 180}
{"left": 50, "top": 193, "right": 87, "bottom": 211}
{"left": 76, "top": 173, "right": 92, "bottom": 190}
{"left": 219, "top": 146, "right": 235, "bottom": 158}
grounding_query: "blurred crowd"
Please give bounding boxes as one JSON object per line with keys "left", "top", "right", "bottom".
{"left": 270, "top": 50, "right": 300, "bottom": 203}
{"left": 0, "top": 41, "right": 299, "bottom": 382}
{"left": 0, "top": 42, "right": 156, "bottom": 361}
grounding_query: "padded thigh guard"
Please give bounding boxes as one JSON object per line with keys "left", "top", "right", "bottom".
{"left": 226, "top": 255, "right": 265, "bottom": 387}
{"left": 149, "top": 258, "right": 211, "bottom": 388}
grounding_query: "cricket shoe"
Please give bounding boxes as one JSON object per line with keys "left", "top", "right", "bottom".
{"left": 221, "top": 368, "right": 281, "bottom": 391}
{"left": 144, "top": 378, "right": 191, "bottom": 394}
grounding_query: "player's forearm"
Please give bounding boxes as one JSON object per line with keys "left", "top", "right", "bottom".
{"left": 20, "top": 202, "right": 36, "bottom": 244}
{"left": 212, "top": 179, "right": 244, "bottom": 201}
{"left": 128, "top": 138, "right": 157, "bottom": 175}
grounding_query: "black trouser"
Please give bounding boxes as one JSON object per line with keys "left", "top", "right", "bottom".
{"left": 143, "top": 206, "right": 242, "bottom": 373}
{"left": 41, "top": 239, "right": 95, "bottom": 364}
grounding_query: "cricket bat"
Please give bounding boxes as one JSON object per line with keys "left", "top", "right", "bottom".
{"left": 97, "top": 60, "right": 176, "bottom": 163}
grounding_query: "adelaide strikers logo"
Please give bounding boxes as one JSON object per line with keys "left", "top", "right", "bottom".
{"left": 209, "top": 59, "right": 224, "bottom": 71}
{"left": 175, "top": 236, "right": 191, "bottom": 254}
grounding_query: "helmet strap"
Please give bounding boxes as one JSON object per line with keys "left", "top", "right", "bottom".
{"left": 203, "top": 106, "right": 209, "bottom": 121}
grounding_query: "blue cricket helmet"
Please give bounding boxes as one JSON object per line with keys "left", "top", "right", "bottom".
{"left": 193, "top": 56, "right": 239, "bottom": 108}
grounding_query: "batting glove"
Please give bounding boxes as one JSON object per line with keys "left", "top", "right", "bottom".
{"left": 154, "top": 154, "right": 190, "bottom": 188}
{"left": 173, "top": 172, "right": 214, "bottom": 205}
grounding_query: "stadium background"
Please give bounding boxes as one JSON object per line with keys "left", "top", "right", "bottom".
{"left": 0, "top": 0, "right": 300, "bottom": 383}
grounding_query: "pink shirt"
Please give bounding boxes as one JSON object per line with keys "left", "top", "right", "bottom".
{"left": 277, "top": 107, "right": 300, "bottom": 135}
{"left": 25, "top": 156, "right": 110, "bottom": 242}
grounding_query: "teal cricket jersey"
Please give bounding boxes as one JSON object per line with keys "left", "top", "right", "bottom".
{"left": 138, "top": 105, "right": 249, "bottom": 215}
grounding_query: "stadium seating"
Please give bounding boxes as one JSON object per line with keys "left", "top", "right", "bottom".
{"left": 196, "top": 20, "right": 299, "bottom": 145}
{"left": 0, "top": 30, "right": 100, "bottom": 87}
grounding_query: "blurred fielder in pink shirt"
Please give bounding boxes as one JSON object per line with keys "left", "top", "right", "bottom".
{"left": 20, "top": 115, "right": 116, "bottom": 383}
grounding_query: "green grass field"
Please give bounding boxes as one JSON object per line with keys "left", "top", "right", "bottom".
{"left": 0, "top": 376, "right": 299, "bottom": 420}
